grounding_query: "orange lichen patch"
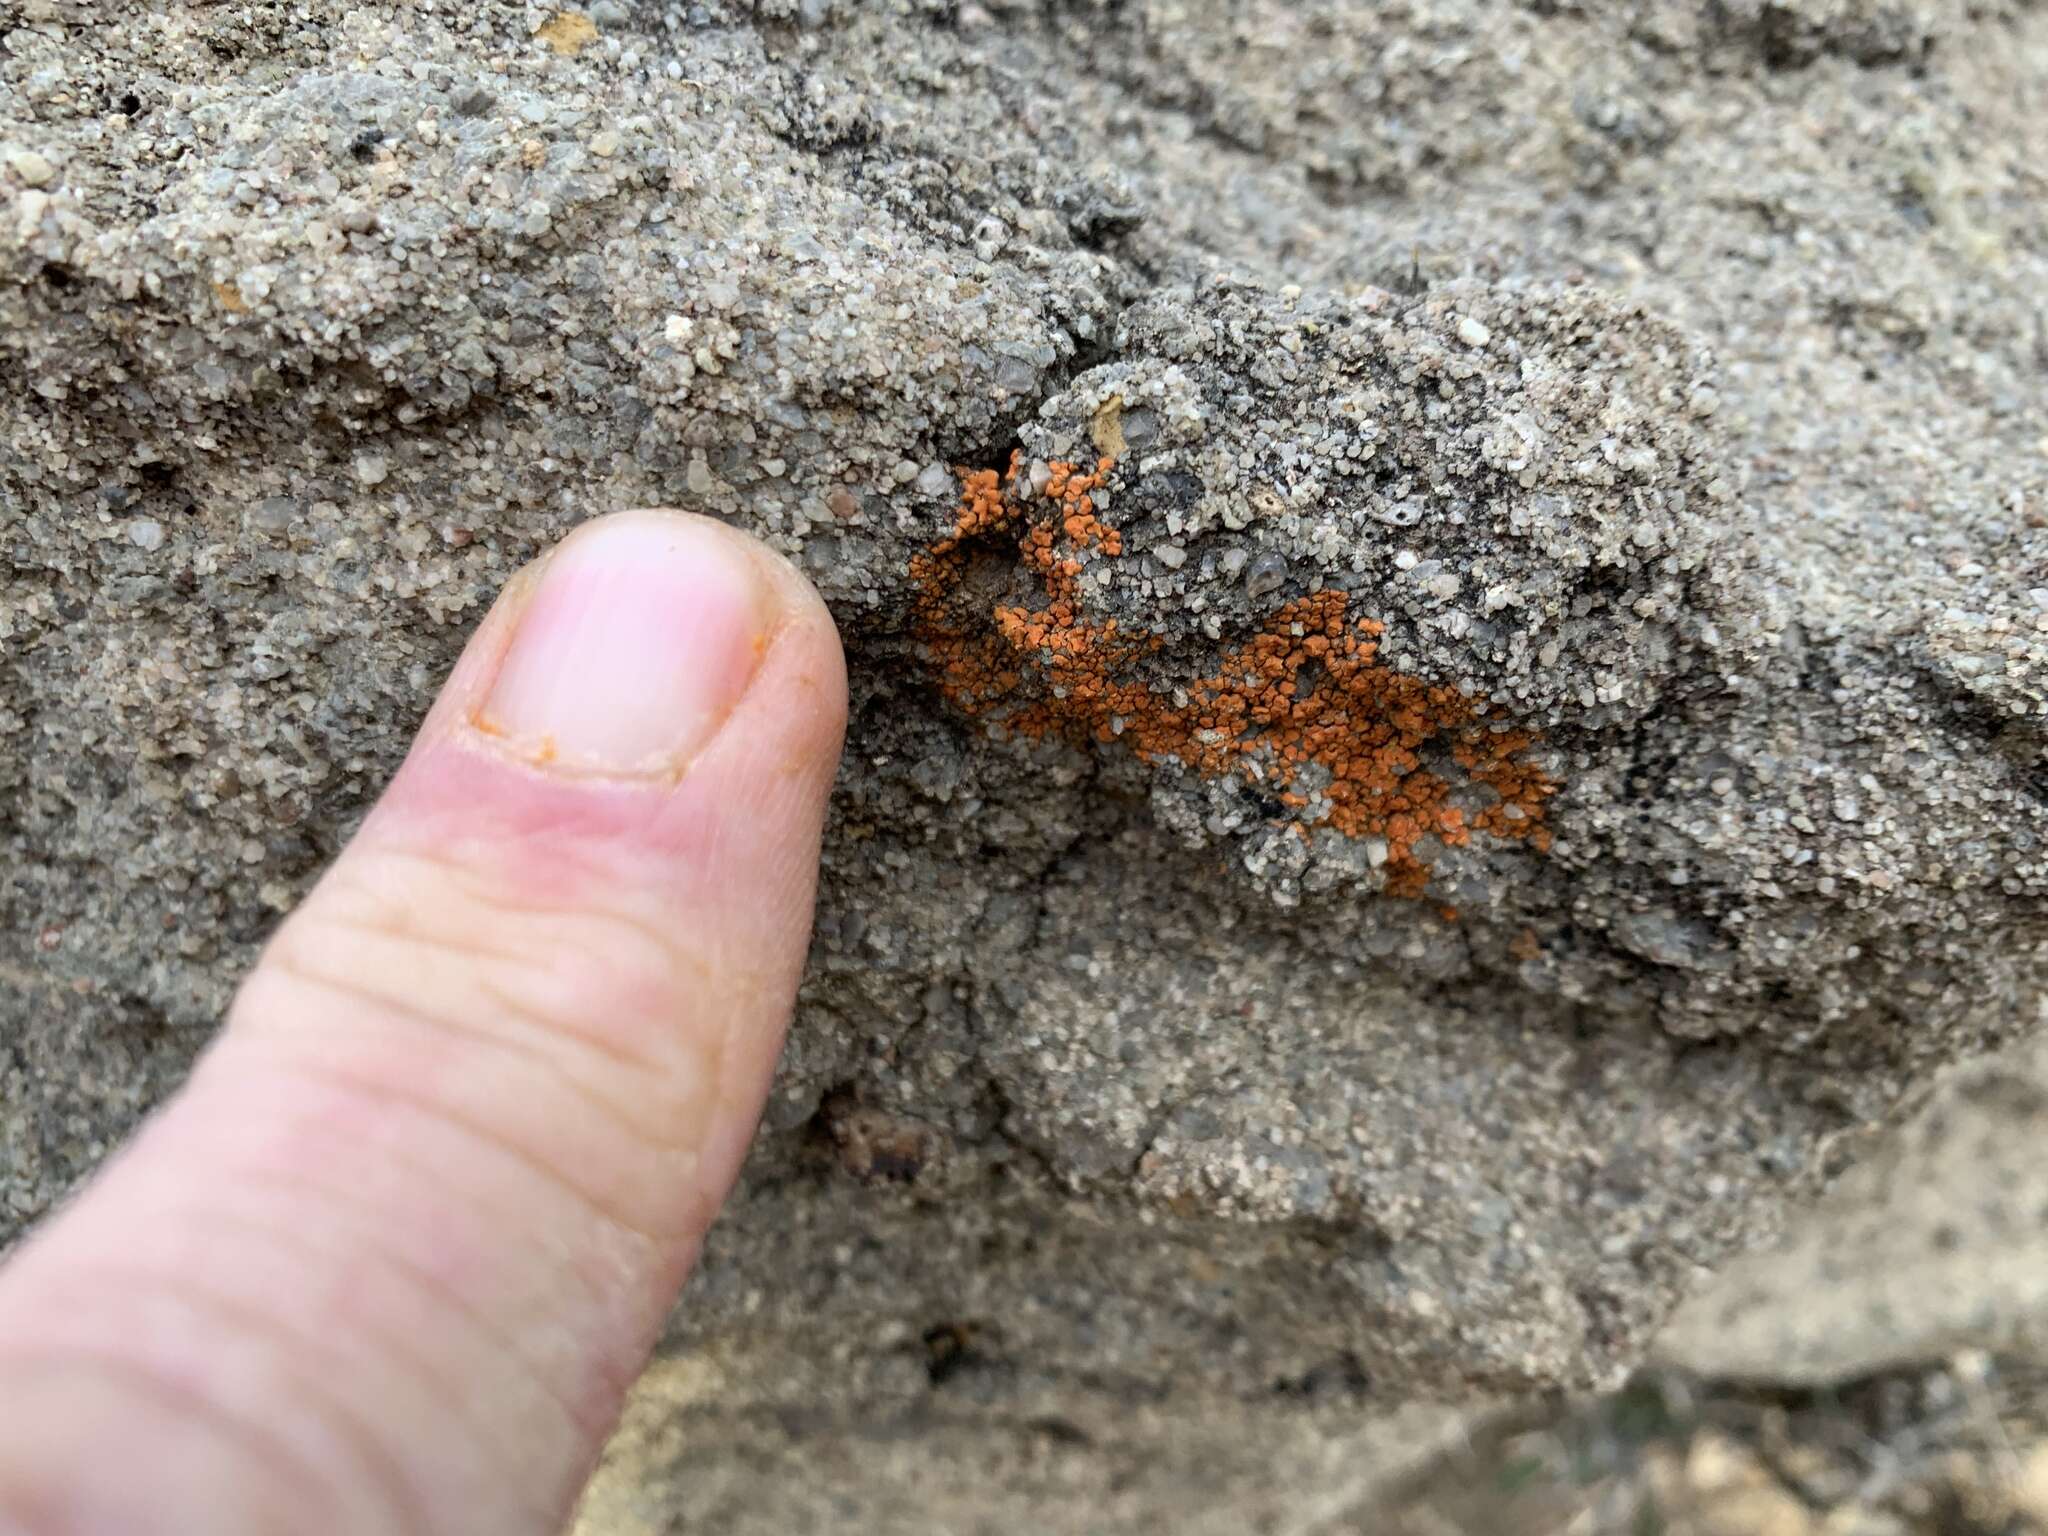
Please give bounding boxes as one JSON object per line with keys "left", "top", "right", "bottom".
{"left": 912, "top": 456, "right": 1557, "bottom": 897}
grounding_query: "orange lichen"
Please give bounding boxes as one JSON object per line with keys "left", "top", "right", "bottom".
{"left": 911, "top": 455, "right": 1556, "bottom": 897}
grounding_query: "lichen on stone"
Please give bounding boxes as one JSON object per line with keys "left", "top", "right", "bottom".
{"left": 913, "top": 453, "right": 1556, "bottom": 897}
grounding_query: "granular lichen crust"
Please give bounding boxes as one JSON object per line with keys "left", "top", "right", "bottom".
{"left": 913, "top": 454, "right": 1556, "bottom": 896}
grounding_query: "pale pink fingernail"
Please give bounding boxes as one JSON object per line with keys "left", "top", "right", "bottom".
{"left": 477, "top": 515, "right": 780, "bottom": 773}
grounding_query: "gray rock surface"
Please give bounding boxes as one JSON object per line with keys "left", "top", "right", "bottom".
{"left": 5, "top": 0, "right": 2048, "bottom": 1526}
{"left": 1657, "top": 1030, "right": 2048, "bottom": 1387}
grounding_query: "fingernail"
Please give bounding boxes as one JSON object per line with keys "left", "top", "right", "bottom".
{"left": 477, "top": 515, "right": 780, "bottom": 773}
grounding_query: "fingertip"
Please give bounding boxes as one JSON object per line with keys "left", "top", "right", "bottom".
{"left": 373, "top": 508, "right": 847, "bottom": 872}
{"left": 0, "top": 507, "right": 850, "bottom": 1536}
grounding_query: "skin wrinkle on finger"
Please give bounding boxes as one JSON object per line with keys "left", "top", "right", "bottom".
{"left": 0, "top": 1355, "right": 350, "bottom": 1536}
{"left": 41, "top": 1202, "right": 481, "bottom": 1430}
{"left": 196, "top": 1162, "right": 596, "bottom": 1445}
{"left": 311, "top": 811, "right": 815, "bottom": 1056}
{"left": 245, "top": 958, "right": 710, "bottom": 1208}
{"left": 82, "top": 1186, "right": 574, "bottom": 1479}
{"left": 139, "top": 1024, "right": 697, "bottom": 1337}
{"left": 0, "top": 1263, "right": 435, "bottom": 1536}
{"left": 284, "top": 917, "right": 671, "bottom": 1086}
{"left": 302, "top": 899, "right": 539, "bottom": 975}
{"left": 2, "top": 1199, "right": 569, "bottom": 1534}
{"left": 233, "top": 977, "right": 717, "bottom": 1256}
{"left": 251, "top": 876, "right": 724, "bottom": 1122}
{"left": 281, "top": 848, "right": 747, "bottom": 1097}
{"left": 169, "top": 1053, "right": 711, "bottom": 1468}
{"left": 0, "top": 1280, "right": 427, "bottom": 1536}
{"left": 240, "top": 849, "right": 750, "bottom": 1223}
{"left": 224, "top": 1032, "right": 701, "bottom": 1252}
{"left": 339, "top": 768, "right": 831, "bottom": 1074}
{"left": 311, "top": 843, "right": 720, "bottom": 1015}
{"left": 107, "top": 1046, "right": 692, "bottom": 1403}
{"left": 116, "top": 1087, "right": 661, "bottom": 1442}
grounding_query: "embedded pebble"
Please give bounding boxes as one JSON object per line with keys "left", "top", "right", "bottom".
{"left": 8, "top": 149, "right": 53, "bottom": 186}
{"left": 1245, "top": 551, "right": 1289, "bottom": 598}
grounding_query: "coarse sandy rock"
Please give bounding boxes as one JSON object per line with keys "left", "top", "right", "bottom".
{"left": 5, "top": 0, "right": 2048, "bottom": 1527}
